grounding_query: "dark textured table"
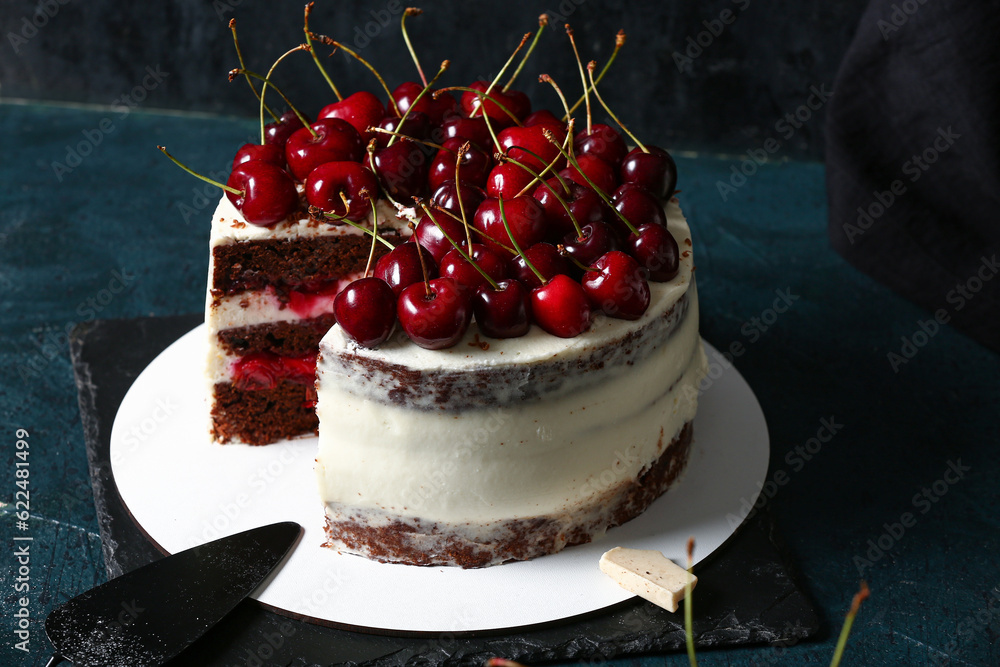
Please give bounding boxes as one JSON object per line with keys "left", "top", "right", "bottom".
{"left": 2, "top": 101, "right": 998, "bottom": 666}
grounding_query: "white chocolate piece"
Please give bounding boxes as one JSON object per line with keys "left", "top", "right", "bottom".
{"left": 599, "top": 547, "right": 697, "bottom": 612}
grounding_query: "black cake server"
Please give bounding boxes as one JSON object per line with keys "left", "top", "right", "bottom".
{"left": 44, "top": 521, "right": 301, "bottom": 667}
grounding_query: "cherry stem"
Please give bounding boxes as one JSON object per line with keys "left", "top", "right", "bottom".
{"left": 565, "top": 29, "right": 626, "bottom": 119}
{"left": 431, "top": 205, "right": 517, "bottom": 254}
{"left": 498, "top": 196, "right": 544, "bottom": 283}
{"left": 565, "top": 25, "right": 592, "bottom": 135}
{"left": 455, "top": 142, "right": 473, "bottom": 247}
{"left": 685, "top": 537, "right": 697, "bottom": 667}
{"left": 479, "top": 33, "right": 531, "bottom": 117}
{"left": 157, "top": 146, "right": 241, "bottom": 196}
{"left": 412, "top": 216, "right": 433, "bottom": 298}
{"left": 503, "top": 150, "right": 582, "bottom": 236}
{"left": 229, "top": 19, "right": 279, "bottom": 124}
{"left": 538, "top": 74, "right": 572, "bottom": 125}
{"left": 503, "top": 14, "right": 549, "bottom": 92}
{"left": 417, "top": 201, "right": 500, "bottom": 291}
{"left": 830, "top": 581, "right": 871, "bottom": 667}
{"left": 370, "top": 127, "right": 444, "bottom": 151}
{"left": 311, "top": 204, "right": 396, "bottom": 249}
{"left": 401, "top": 8, "right": 428, "bottom": 87}
{"left": 316, "top": 36, "right": 401, "bottom": 116}
{"left": 364, "top": 192, "right": 381, "bottom": 276}
{"left": 388, "top": 60, "right": 450, "bottom": 147}
{"left": 509, "top": 119, "right": 574, "bottom": 196}
{"left": 558, "top": 245, "right": 591, "bottom": 271}
{"left": 435, "top": 87, "right": 523, "bottom": 127}
{"left": 304, "top": 3, "right": 342, "bottom": 100}
{"left": 587, "top": 60, "right": 646, "bottom": 152}
{"left": 543, "top": 128, "right": 639, "bottom": 235}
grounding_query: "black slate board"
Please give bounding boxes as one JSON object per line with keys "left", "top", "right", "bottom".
{"left": 69, "top": 313, "right": 821, "bottom": 666}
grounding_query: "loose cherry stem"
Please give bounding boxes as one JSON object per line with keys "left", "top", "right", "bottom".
{"left": 317, "top": 37, "right": 401, "bottom": 116}
{"left": 503, "top": 14, "right": 549, "bottom": 92}
{"left": 829, "top": 581, "right": 871, "bottom": 667}
{"left": 304, "top": 2, "right": 342, "bottom": 99}
{"left": 502, "top": 151, "right": 581, "bottom": 236}
{"left": 565, "top": 25, "right": 592, "bottom": 135}
{"left": 685, "top": 537, "right": 698, "bottom": 667}
{"left": 435, "top": 87, "right": 523, "bottom": 127}
{"left": 587, "top": 60, "right": 646, "bottom": 152}
{"left": 229, "top": 19, "right": 279, "bottom": 123}
{"left": 233, "top": 66, "right": 315, "bottom": 142}
{"left": 388, "top": 60, "right": 450, "bottom": 146}
{"left": 417, "top": 200, "right": 500, "bottom": 290}
{"left": 543, "top": 128, "right": 639, "bottom": 235}
{"left": 401, "top": 8, "right": 428, "bottom": 86}
{"left": 498, "top": 196, "right": 544, "bottom": 283}
{"left": 565, "top": 30, "right": 626, "bottom": 118}
{"left": 455, "top": 142, "right": 473, "bottom": 247}
{"left": 157, "top": 146, "right": 242, "bottom": 195}
{"left": 477, "top": 33, "right": 531, "bottom": 117}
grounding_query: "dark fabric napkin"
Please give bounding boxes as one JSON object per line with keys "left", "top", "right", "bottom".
{"left": 826, "top": 0, "right": 1000, "bottom": 353}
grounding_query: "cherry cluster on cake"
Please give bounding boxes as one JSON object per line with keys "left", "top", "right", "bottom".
{"left": 163, "top": 6, "right": 682, "bottom": 350}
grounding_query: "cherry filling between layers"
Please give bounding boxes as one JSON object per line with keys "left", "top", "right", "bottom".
{"left": 231, "top": 352, "right": 318, "bottom": 391}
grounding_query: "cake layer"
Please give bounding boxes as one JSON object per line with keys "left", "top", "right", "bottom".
{"left": 210, "top": 380, "right": 317, "bottom": 445}
{"left": 215, "top": 316, "right": 338, "bottom": 357}
{"left": 322, "top": 422, "right": 692, "bottom": 567}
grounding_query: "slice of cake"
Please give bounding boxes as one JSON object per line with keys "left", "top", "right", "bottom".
{"left": 314, "top": 201, "right": 707, "bottom": 567}
{"left": 205, "top": 193, "right": 409, "bottom": 445}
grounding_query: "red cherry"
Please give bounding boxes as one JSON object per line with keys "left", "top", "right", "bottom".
{"left": 620, "top": 146, "right": 677, "bottom": 198}
{"left": 285, "top": 118, "right": 365, "bottom": 181}
{"left": 439, "top": 244, "right": 507, "bottom": 294}
{"left": 508, "top": 242, "right": 572, "bottom": 289}
{"left": 581, "top": 251, "right": 651, "bottom": 320}
{"left": 333, "top": 277, "right": 397, "bottom": 348}
{"left": 532, "top": 178, "right": 604, "bottom": 238}
{"left": 524, "top": 109, "right": 563, "bottom": 129}
{"left": 372, "top": 111, "right": 431, "bottom": 147}
{"left": 392, "top": 81, "right": 458, "bottom": 126}
{"left": 473, "top": 279, "right": 531, "bottom": 338}
{"left": 612, "top": 183, "right": 668, "bottom": 235}
{"left": 397, "top": 277, "right": 472, "bottom": 349}
{"left": 319, "top": 91, "right": 385, "bottom": 142}
{"left": 232, "top": 143, "right": 285, "bottom": 169}
{"left": 562, "top": 154, "right": 618, "bottom": 195}
{"left": 375, "top": 243, "right": 438, "bottom": 297}
{"left": 573, "top": 124, "right": 627, "bottom": 167}
{"left": 498, "top": 125, "right": 564, "bottom": 173}
{"left": 431, "top": 180, "right": 487, "bottom": 219}
{"left": 531, "top": 274, "right": 591, "bottom": 338}
{"left": 439, "top": 116, "right": 493, "bottom": 151}
{"left": 305, "top": 161, "right": 378, "bottom": 222}
{"left": 412, "top": 213, "right": 468, "bottom": 262}
{"left": 264, "top": 111, "right": 307, "bottom": 149}
{"left": 460, "top": 81, "right": 527, "bottom": 127}
{"left": 225, "top": 161, "right": 298, "bottom": 227}
{"left": 563, "top": 221, "right": 620, "bottom": 267}
{"left": 428, "top": 138, "right": 492, "bottom": 192}
{"left": 373, "top": 139, "right": 429, "bottom": 202}
{"left": 627, "top": 223, "right": 680, "bottom": 282}
{"left": 473, "top": 196, "right": 547, "bottom": 257}
{"left": 486, "top": 162, "right": 535, "bottom": 200}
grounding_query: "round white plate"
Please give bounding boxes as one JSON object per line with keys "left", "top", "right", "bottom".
{"left": 110, "top": 326, "right": 769, "bottom": 633}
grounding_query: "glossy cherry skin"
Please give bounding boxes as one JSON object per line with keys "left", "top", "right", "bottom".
{"left": 524, "top": 109, "right": 563, "bottom": 129}
{"left": 574, "top": 123, "right": 627, "bottom": 167}
{"left": 397, "top": 277, "right": 472, "bottom": 349}
{"left": 428, "top": 138, "right": 492, "bottom": 192}
{"left": 264, "top": 111, "right": 307, "bottom": 149}
{"left": 439, "top": 115, "right": 494, "bottom": 151}
{"left": 460, "top": 80, "right": 528, "bottom": 127}
{"left": 473, "top": 196, "right": 547, "bottom": 258}
{"left": 620, "top": 145, "right": 677, "bottom": 198}
{"left": 431, "top": 180, "right": 487, "bottom": 219}
{"left": 372, "top": 110, "right": 431, "bottom": 147}
{"left": 225, "top": 161, "right": 298, "bottom": 227}
{"left": 285, "top": 118, "right": 364, "bottom": 181}
{"left": 392, "top": 81, "right": 458, "bottom": 126}
{"left": 373, "top": 139, "right": 429, "bottom": 202}
{"left": 532, "top": 178, "right": 604, "bottom": 238}
{"left": 304, "top": 161, "right": 378, "bottom": 222}
{"left": 562, "top": 154, "right": 618, "bottom": 195}
{"left": 498, "top": 125, "right": 565, "bottom": 173}
{"left": 507, "top": 242, "right": 573, "bottom": 289}
{"left": 439, "top": 244, "right": 507, "bottom": 294}
{"left": 473, "top": 279, "right": 531, "bottom": 338}
{"left": 627, "top": 223, "right": 680, "bottom": 281}
{"left": 486, "top": 162, "right": 535, "bottom": 200}
{"left": 319, "top": 91, "right": 385, "bottom": 142}
{"left": 333, "top": 277, "right": 397, "bottom": 348}
{"left": 232, "top": 143, "right": 285, "bottom": 169}
{"left": 375, "top": 243, "right": 438, "bottom": 297}
{"left": 611, "top": 183, "right": 668, "bottom": 235}
{"left": 412, "top": 212, "right": 469, "bottom": 263}
{"left": 531, "top": 274, "right": 591, "bottom": 338}
{"left": 581, "top": 251, "right": 651, "bottom": 320}
{"left": 563, "top": 220, "right": 620, "bottom": 267}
